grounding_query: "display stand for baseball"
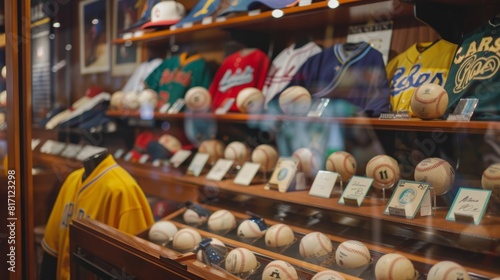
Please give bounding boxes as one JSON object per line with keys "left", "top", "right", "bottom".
{"left": 172, "top": 228, "right": 202, "bottom": 252}
{"left": 311, "top": 270, "right": 345, "bottom": 280}
{"left": 236, "top": 87, "right": 265, "bottom": 114}
{"left": 335, "top": 240, "right": 371, "bottom": 269}
{"left": 265, "top": 224, "right": 295, "bottom": 248}
{"left": 326, "top": 151, "right": 357, "bottom": 188}
{"left": 225, "top": 247, "right": 258, "bottom": 274}
{"left": 198, "top": 139, "right": 225, "bottom": 165}
{"left": 410, "top": 83, "right": 449, "bottom": 120}
{"left": 365, "top": 155, "right": 400, "bottom": 199}
{"left": 148, "top": 221, "right": 178, "bottom": 245}
{"left": 185, "top": 86, "right": 211, "bottom": 112}
{"left": 292, "top": 147, "right": 321, "bottom": 179}
{"left": 279, "top": 86, "right": 312, "bottom": 116}
{"left": 237, "top": 219, "right": 267, "bottom": 239}
{"left": 207, "top": 209, "right": 237, "bottom": 232}
{"left": 299, "top": 232, "right": 333, "bottom": 259}
{"left": 374, "top": 253, "right": 415, "bottom": 280}
{"left": 414, "top": 157, "right": 455, "bottom": 196}
{"left": 224, "top": 141, "right": 250, "bottom": 167}
{"left": 262, "top": 260, "right": 298, "bottom": 280}
{"left": 427, "top": 261, "right": 470, "bottom": 280}
{"left": 481, "top": 163, "right": 500, "bottom": 200}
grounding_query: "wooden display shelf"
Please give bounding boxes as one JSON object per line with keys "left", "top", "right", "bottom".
{"left": 106, "top": 109, "right": 500, "bottom": 134}
{"left": 113, "top": 0, "right": 414, "bottom": 45}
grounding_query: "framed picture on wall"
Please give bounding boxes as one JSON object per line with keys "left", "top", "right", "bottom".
{"left": 79, "top": 0, "right": 111, "bottom": 74}
{"left": 111, "top": 0, "right": 141, "bottom": 76}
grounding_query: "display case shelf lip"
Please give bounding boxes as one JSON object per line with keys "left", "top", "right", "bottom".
{"left": 105, "top": 110, "right": 499, "bottom": 133}
{"left": 112, "top": 0, "right": 389, "bottom": 45}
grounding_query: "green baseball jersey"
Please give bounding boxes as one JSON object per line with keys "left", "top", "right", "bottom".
{"left": 445, "top": 16, "right": 500, "bottom": 119}
{"left": 387, "top": 40, "right": 457, "bottom": 113}
{"left": 41, "top": 155, "right": 154, "bottom": 280}
{"left": 145, "top": 52, "right": 212, "bottom": 110}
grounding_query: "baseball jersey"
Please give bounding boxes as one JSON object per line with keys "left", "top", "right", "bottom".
{"left": 145, "top": 52, "right": 212, "bottom": 110}
{"left": 122, "top": 58, "right": 163, "bottom": 93}
{"left": 263, "top": 41, "right": 322, "bottom": 107}
{"left": 286, "top": 42, "right": 390, "bottom": 117}
{"left": 444, "top": 16, "right": 500, "bottom": 119}
{"left": 41, "top": 155, "right": 154, "bottom": 280}
{"left": 209, "top": 48, "right": 270, "bottom": 112}
{"left": 387, "top": 40, "right": 457, "bottom": 112}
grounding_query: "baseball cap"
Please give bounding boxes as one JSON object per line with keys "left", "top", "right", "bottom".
{"left": 219, "top": 0, "right": 298, "bottom": 16}
{"left": 141, "top": 0, "right": 186, "bottom": 29}
{"left": 129, "top": 131, "right": 157, "bottom": 161}
{"left": 146, "top": 141, "right": 173, "bottom": 160}
{"left": 173, "top": 0, "right": 221, "bottom": 27}
{"left": 124, "top": 0, "right": 161, "bottom": 31}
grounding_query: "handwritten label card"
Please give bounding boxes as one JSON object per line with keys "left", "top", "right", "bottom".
{"left": 309, "top": 171, "right": 338, "bottom": 198}
{"left": 234, "top": 162, "right": 261, "bottom": 186}
{"left": 206, "top": 159, "right": 234, "bottom": 181}
{"left": 384, "top": 180, "right": 431, "bottom": 219}
{"left": 186, "top": 153, "right": 209, "bottom": 177}
{"left": 170, "top": 150, "right": 192, "bottom": 168}
{"left": 338, "top": 176, "right": 373, "bottom": 206}
{"left": 446, "top": 188, "right": 491, "bottom": 225}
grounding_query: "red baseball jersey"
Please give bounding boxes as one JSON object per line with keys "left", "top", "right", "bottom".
{"left": 209, "top": 48, "right": 270, "bottom": 112}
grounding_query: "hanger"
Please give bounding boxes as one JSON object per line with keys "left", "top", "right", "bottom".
{"left": 82, "top": 149, "right": 109, "bottom": 181}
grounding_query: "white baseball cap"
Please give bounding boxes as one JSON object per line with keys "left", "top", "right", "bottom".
{"left": 141, "top": 0, "right": 185, "bottom": 29}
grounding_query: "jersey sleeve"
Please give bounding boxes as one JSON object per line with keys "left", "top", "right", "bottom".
{"left": 144, "top": 59, "right": 167, "bottom": 91}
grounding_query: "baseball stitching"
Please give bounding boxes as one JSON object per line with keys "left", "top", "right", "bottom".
{"left": 338, "top": 242, "right": 370, "bottom": 263}
{"left": 415, "top": 159, "right": 447, "bottom": 172}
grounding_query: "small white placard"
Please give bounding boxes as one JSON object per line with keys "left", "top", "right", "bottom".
{"left": 215, "top": 17, "right": 227, "bottom": 23}
{"left": 32, "top": 139, "right": 41, "bottom": 151}
{"left": 76, "top": 145, "right": 108, "bottom": 161}
{"left": 40, "top": 140, "right": 67, "bottom": 155}
{"left": 265, "top": 157, "right": 299, "bottom": 193}
{"left": 182, "top": 22, "right": 194, "bottom": 29}
{"left": 138, "top": 154, "right": 149, "bottom": 164}
{"left": 201, "top": 17, "right": 213, "bottom": 25}
{"left": 187, "top": 153, "right": 210, "bottom": 177}
{"left": 307, "top": 98, "right": 330, "bottom": 117}
{"left": 170, "top": 150, "right": 192, "bottom": 168}
{"left": 309, "top": 170, "right": 338, "bottom": 198}
{"left": 234, "top": 162, "right": 261, "bottom": 186}
{"left": 384, "top": 180, "right": 431, "bottom": 219}
{"left": 299, "top": 0, "right": 312, "bottom": 6}
{"left": 158, "top": 103, "right": 171, "bottom": 113}
{"left": 113, "top": 149, "right": 125, "bottom": 159}
{"left": 60, "top": 144, "right": 83, "bottom": 159}
{"left": 446, "top": 187, "right": 492, "bottom": 225}
{"left": 206, "top": 159, "right": 234, "bottom": 181}
{"left": 248, "top": 9, "right": 261, "bottom": 16}
{"left": 338, "top": 176, "right": 374, "bottom": 206}
{"left": 447, "top": 98, "right": 478, "bottom": 122}
{"left": 215, "top": 98, "right": 235, "bottom": 114}
{"left": 168, "top": 99, "right": 185, "bottom": 114}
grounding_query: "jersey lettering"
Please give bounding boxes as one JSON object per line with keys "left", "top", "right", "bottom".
{"left": 454, "top": 54, "right": 500, "bottom": 93}
{"left": 390, "top": 64, "right": 445, "bottom": 96}
{"left": 454, "top": 36, "right": 500, "bottom": 64}
{"left": 218, "top": 66, "right": 254, "bottom": 92}
{"left": 60, "top": 202, "right": 74, "bottom": 228}
{"left": 160, "top": 69, "right": 192, "bottom": 87}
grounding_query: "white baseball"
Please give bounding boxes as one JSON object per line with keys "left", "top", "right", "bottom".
{"left": 299, "top": 232, "right": 333, "bottom": 259}
{"left": 251, "top": 144, "right": 279, "bottom": 172}
{"left": 326, "top": 151, "right": 357, "bottom": 182}
{"left": 311, "top": 270, "right": 346, "bottom": 280}
{"left": 158, "top": 134, "right": 182, "bottom": 153}
{"left": 414, "top": 157, "right": 455, "bottom": 195}
{"left": 224, "top": 141, "right": 250, "bottom": 165}
{"left": 123, "top": 91, "right": 140, "bottom": 110}
{"left": 335, "top": 240, "right": 371, "bottom": 269}
{"left": 427, "top": 261, "right": 470, "bottom": 280}
{"left": 236, "top": 87, "right": 264, "bottom": 114}
{"left": 410, "top": 83, "right": 449, "bottom": 120}
{"left": 481, "top": 163, "right": 500, "bottom": 200}
{"left": 185, "top": 86, "right": 211, "bottom": 112}
{"left": 225, "top": 247, "right": 258, "bottom": 274}
{"left": 183, "top": 208, "right": 208, "bottom": 225}
{"left": 1, "top": 65, "right": 6, "bottom": 79}
{"left": 265, "top": 224, "right": 295, "bottom": 248}
{"left": 148, "top": 221, "right": 178, "bottom": 245}
{"left": 292, "top": 147, "right": 321, "bottom": 178}
{"left": 195, "top": 238, "right": 227, "bottom": 263}
{"left": 375, "top": 253, "right": 415, "bottom": 280}
{"left": 199, "top": 139, "right": 225, "bottom": 163}
{"left": 262, "top": 260, "right": 298, "bottom": 280}
{"left": 138, "top": 89, "right": 158, "bottom": 108}
{"left": 237, "top": 219, "right": 267, "bottom": 239}
{"left": 0, "top": 90, "right": 6, "bottom": 107}
{"left": 279, "top": 86, "right": 312, "bottom": 115}
{"left": 172, "top": 228, "right": 202, "bottom": 252}
{"left": 109, "top": 91, "right": 125, "bottom": 110}
{"left": 365, "top": 155, "right": 400, "bottom": 189}
{"left": 207, "top": 209, "right": 236, "bottom": 232}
